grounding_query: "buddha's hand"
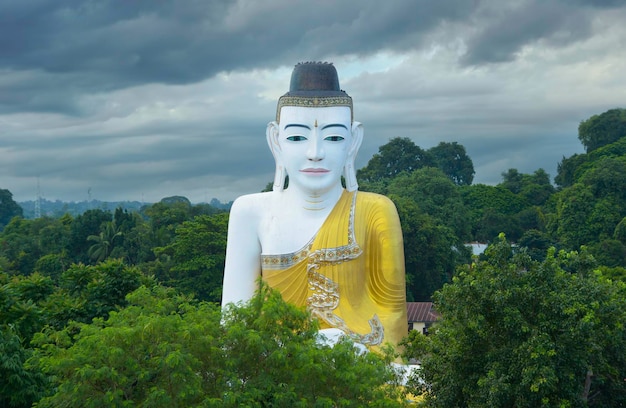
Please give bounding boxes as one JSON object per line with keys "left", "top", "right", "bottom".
{"left": 316, "top": 328, "right": 368, "bottom": 354}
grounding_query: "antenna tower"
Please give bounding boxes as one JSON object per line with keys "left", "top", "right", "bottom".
{"left": 34, "top": 178, "right": 42, "bottom": 218}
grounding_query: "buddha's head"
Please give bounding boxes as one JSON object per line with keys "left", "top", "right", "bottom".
{"left": 267, "top": 62, "right": 363, "bottom": 193}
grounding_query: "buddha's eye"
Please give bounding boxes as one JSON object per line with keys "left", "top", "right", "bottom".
{"left": 324, "top": 135, "right": 344, "bottom": 142}
{"left": 286, "top": 135, "right": 307, "bottom": 141}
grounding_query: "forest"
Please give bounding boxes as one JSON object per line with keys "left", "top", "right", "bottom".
{"left": 1, "top": 108, "right": 625, "bottom": 406}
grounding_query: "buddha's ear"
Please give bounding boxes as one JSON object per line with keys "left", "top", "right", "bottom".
{"left": 344, "top": 121, "right": 363, "bottom": 192}
{"left": 266, "top": 121, "right": 286, "bottom": 192}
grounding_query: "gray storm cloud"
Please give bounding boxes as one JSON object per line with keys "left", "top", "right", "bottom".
{"left": 1, "top": 0, "right": 625, "bottom": 202}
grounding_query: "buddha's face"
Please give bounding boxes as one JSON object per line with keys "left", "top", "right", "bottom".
{"left": 276, "top": 106, "right": 353, "bottom": 193}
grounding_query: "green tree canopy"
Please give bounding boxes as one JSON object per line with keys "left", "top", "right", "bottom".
{"left": 33, "top": 284, "right": 407, "bottom": 407}
{"left": 460, "top": 184, "right": 529, "bottom": 242}
{"left": 551, "top": 183, "right": 597, "bottom": 250}
{"left": 87, "top": 220, "right": 123, "bottom": 262}
{"left": 67, "top": 209, "right": 112, "bottom": 264}
{"left": 555, "top": 153, "right": 588, "bottom": 189}
{"left": 500, "top": 168, "right": 555, "bottom": 206}
{"left": 428, "top": 141, "right": 475, "bottom": 186}
{"left": 357, "top": 137, "right": 434, "bottom": 183}
{"left": 557, "top": 113, "right": 626, "bottom": 188}
{"left": 1, "top": 326, "right": 47, "bottom": 408}
{"left": 154, "top": 213, "right": 229, "bottom": 303}
{"left": 0, "top": 189, "right": 23, "bottom": 231}
{"left": 579, "top": 156, "right": 626, "bottom": 202}
{"left": 403, "top": 235, "right": 626, "bottom": 407}
{"left": 393, "top": 196, "right": 463, "bottom": 301}
{"left": 578, "top": 108, "right": 626, "bottom": 153}
{"left": 387, "top": 167, "right": 471, "bottom": 241}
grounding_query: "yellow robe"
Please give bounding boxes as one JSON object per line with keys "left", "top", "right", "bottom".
{"left": 261, "top": 190, "right": 408, "bottom": 352}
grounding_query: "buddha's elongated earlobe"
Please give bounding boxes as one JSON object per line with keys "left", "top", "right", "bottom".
{"left": 266, "top": 121, "right": 286, "bottom": 192}
{"left": 344, "top": 121, "right": 363, "bottom": 192}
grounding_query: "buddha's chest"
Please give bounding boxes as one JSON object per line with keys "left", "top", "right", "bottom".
{"left": 257, "top": 210, "right": 329, "bottom": 255}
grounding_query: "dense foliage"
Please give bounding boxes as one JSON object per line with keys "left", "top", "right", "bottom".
{"left": 31, "top": 283, "right": 407, "bottom": 407}
{"left": 0, "top": 188, "right": 23, "bottom": 230}
{"left": 578, "top": 108, "right": 626, "bottom": 153}
{"left": 403, "top": 235, "right": 626, "bottom": 407}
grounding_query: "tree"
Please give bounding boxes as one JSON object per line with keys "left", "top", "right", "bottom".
{"left": 555, "top": 153, "right": 588, "bottom": 189}
{"left": 615, "top": 216, "right": 626, "bottom": 245}
{"left": 517, "top": 229, "right": 555, "bottom": 262}
{"left": 500, "top": 168, "right": 525, "bottom": 194}
{"left": 357, "top": 137, "right": 434, "bottom": 183}
{"left": 589, "top": 239, "right": 626, "bottom": 268}
{"left": 556, "top": 137, "right": 626, "bottom": 189}
{"left": 0, "top": 218, "right": 40, "bottom": 275}
{"left": 579, "top": 156, "right": 626, "bottom": 202}
{"left": 393, "top": 196, "right": 464, "bottom": 301}
{"left": 0, "top": 189, "right": 23, "bottom": 231}
{"left": 33, "top": 284, "right": 407, "bottom": 407}
{"left": 519, "top": 169, "right": 555, "bottom": 206}
{"left": 587, "top": 197, "right": 624, "bottom": 243}
{"left": 578, "top": 108, "right": 626, "bottom": 153}
{"left": 34, "top": 254, "right": 68, "bottom": 283}
{"left": 1, "top": 326, "right": 47, "bottom": 408}
{"left": 67, "top": 209, "right": 112, "bottom": 264}
{"left": 387, "top": 167, "right": 471, "bottom": 241}
{"left": 403, "top": 235, "right": 626, "bottom": 407}
{"left": 428, "top": 141, "right": 475, "bottom": 186}
{"left": 142, "top": 198, "right": 195, "bottom": 251}
{"left": 116, "top": 216, "right": 155, "bottom": 265}
{"left": 460, "top": 184, "right": 528, "bottom": 242}
{"left": 44, "top": 260, "right": 142, "bottom": 329}
{"left": 551, "top": 184, "right": 597, "bottom": 250}
{"left": 0, "top": 273, "right": 53, "bottom": 407}
{"left": 87, "top": 221, "right": 123, "bottom": 262}
{"left": 153, "top": 213, "right": 228, "bottom": 302}
{"left": 500, "top": 168, "right": 555, "bottom": 206}
{"left": 475, "top": 207, "right": 523, "bottom": 243}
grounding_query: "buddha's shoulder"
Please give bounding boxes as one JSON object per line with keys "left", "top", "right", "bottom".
{"left": 356, "top": 191, "right": 397, "bottom": 208}
{"left": 230, "top": 192, "right": 280, "bottom": 217}
{"left": 355, "top": 191, "right": 402, "bottom": 229}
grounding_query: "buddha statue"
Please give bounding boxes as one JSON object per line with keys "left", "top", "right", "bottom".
{"left": 222, "top": 62, "right": 408, "bottom": 353}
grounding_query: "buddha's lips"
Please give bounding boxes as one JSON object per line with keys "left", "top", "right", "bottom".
{"left": 301, "top": 168, "right": 330, "bottom": 173}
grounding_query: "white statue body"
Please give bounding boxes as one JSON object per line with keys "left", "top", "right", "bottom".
{"left": 221, "top": 62, "right": 407, "bottom": 358}
{"left": 221, "top": 106, "right": 363, "bottom": 306}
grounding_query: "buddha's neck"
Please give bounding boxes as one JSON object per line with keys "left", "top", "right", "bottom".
{"left": 284, "top": 185, "right": 344, "bottom": 212}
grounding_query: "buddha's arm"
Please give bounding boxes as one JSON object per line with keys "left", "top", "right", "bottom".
{"left": 221, "top": 195, "right": 262, "bottom": 308}
{"left": 366, "top": 195, "right": 408, "bottom": 348}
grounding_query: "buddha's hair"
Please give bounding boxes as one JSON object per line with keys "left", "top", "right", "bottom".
{"left": 276, "top": 62, "right": 353, "bottom": 122}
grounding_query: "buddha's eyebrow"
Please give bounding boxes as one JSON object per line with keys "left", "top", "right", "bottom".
{"left": 321, "top": 123, "right": 348, "bottom": 130}
{"left": 284, "top": 124, "right": 311, "bottom": 130}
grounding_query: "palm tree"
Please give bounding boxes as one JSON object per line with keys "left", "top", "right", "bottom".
{"left": 87, "top": 221, "right": 122, "bottom": 262}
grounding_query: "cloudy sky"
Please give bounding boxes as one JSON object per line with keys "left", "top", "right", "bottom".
{"left": 2, "top": 0, "right": 625, "bottom": 204}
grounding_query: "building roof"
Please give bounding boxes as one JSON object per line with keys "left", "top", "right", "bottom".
{"left": 407, "top": 302, "right": 439, "bottom": 323}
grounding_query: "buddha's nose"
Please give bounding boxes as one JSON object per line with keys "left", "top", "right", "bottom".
{"left": 306, "top": 135, "right": 325, "bottom": 161}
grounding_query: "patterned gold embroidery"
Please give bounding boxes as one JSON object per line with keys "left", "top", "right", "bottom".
{"left": 261, "top": 240, "right": 313, "bottom": 270}
{"left": 276, "top": 96, "right": 353, "bottom": 122}
{"left": 306, "top": 264, "right": 384, "bottom": 346}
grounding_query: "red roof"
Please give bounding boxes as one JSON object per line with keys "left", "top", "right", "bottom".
{"left": 406, "top": 302, "right": 439, "bottom": 323}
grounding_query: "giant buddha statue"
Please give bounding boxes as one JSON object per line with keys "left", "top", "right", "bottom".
{"left": 222, "top": 62, "right": 408, "bottom": 353}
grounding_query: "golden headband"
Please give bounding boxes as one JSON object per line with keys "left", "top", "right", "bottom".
{"left": 276, "top": 95, "right": 353, "bottom": 122}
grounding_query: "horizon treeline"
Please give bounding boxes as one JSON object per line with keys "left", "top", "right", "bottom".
{"left": 2, "top": 108, "right": 626, "bottom": 302}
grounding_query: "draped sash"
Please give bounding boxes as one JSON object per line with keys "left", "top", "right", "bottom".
{"left": 261, "top": 190, "right": 408, "bottom": 350}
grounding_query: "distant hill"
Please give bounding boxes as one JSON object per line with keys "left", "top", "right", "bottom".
{"left": 19, "top": 199, "right": 148, "bottom": 218}
{"left": 19, "top": 197, "right": 232, "bottom": 219}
